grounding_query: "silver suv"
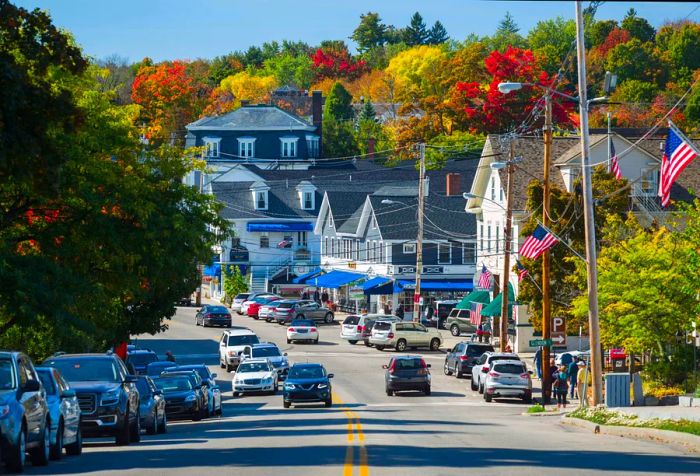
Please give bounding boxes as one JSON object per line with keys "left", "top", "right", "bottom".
{"left": 483, "top": 360, "right": 532, "bottom": 403}
{"left": 369, "top": 321, "right": 442, "bottom": 352}
{"left": 470, "top": 352, "right": 520, "bottom": 394}
{"left": 274, "top": 300, "right": 334, "bottom": 325}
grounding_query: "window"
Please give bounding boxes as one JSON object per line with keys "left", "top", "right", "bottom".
{"left": 306, "top": 135, "right": 320, "bottom": 158}
{"left": 280, "top": 138, "right": 298, "bottom": 158}
{"left": 487, "top": 223, "right": 492, "bottom": 252}
{"left": 328, "top": 214, "right": 334, "bottom": 228}
{"left": 640, "top": 168, "right": 657, "bottom": 195}
{"left": 297, "top": 232, "right": 308, "bottom": 247}
{"left": 462, "top": 242, "right": 476, "bottom": 264}
{"left": 259, "top": 232, "right": 269, "bottom": 248}
{"left": 303, "top": 191, "right": 313, "bottom": 210}
{"left": 480, "top": 223, "right": 484, "bottom": 251}
{"left": 354, "top": 240, "right": 360, "bottom": 260}
{"left": 238, "top": 138, "right": 255, "bottom": 158}
{"left": 378, "top": 241, "right": 384, "bottom": 263}
{"left": 403, "top": 243, "right": 416, "bottom": 254}
{"left": 203, "top": 137, "right": 221, "bottom": 158}
{"left": 438, "top": 243, "right": 451, "bottom": 264}
{"left": 324, "top": 237, "right": 328, "bottom": 255}
{"left": 371, "top": 216, "right": 377, "bottom": 229}
{"left": 255, "top": 191, "right": 267, "bottom": 210}
{"left": 330, "top": 238, "right": 335, "bottom": 256}
{"left": 491, "top": 177, "right": 496, "bottom": 201}
{"left": 496, "top": 226, "right": 500, "bottom": 253}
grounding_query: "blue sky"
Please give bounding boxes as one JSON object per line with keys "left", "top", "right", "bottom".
{"left": 14, "top": 0, "right": 700, "bottom": 62}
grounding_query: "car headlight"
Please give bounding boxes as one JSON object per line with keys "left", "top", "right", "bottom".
{"left": 101, "top": 390, "right": 120, "bottom": 404}
{"left": 284, "top": 383, "right": 296, "bottom": 390}
{"left": 317, "top": 383, "right": 328, "bottom": 389}
{"left": 185, "top": 394, "right": 197, "bottom": 402}
{"left": 0, "top": 404, "right": 10, "bottom": 419}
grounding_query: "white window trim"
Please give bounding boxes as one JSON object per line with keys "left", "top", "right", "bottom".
{"left": 306, "top": 134, "right": 320, "bottom": 158}
{"left": 462, "top": 242, "right": 476, "bottom": 264}
{"left": 280, "top": 137, "right": 299, "bottom": 158}
{"left": 403, "top": 243, "right": 416, "bottom": 254}
{"left": 255, "top": 190, "right": 268, "bottom": 210}
{"left": 238, "top": 137, "right": 256, "bottom": 158}
{"left": 438, "top": 242, "right": 452, "bottom": 264}
{"left": 302, "top": 191, "right": 314, "bottom": 210}
{"left": 203, "top": 137, "right": 221, "bottom": 158}
{"left": 639, "top": 167, "right": 658, "bottom": 196}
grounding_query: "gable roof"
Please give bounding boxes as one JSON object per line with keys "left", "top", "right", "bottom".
{"left": 187, "top": 105, "right": 316, "bottom": 132}
{"left": 554, "top": 133, "right": 661, "bottom": 166}
{"left": 212, "top": 181, "right": 321, "bottom": 220}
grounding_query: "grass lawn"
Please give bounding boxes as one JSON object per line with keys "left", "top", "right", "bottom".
{"left": 569, "top": 407, "right": 700, "bottom": 437}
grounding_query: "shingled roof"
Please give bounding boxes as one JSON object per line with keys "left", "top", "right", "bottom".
{"left": 187, "top": 105, "right": 315, "bottom": 131}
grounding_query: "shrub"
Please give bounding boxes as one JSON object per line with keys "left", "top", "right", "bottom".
{"left": 643, "top": 380, "right": 684, "bottom": 399}
{"left": 526, "top": 404, "right": 546, "bottom": 414}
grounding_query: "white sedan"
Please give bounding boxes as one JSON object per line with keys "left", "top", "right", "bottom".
{"left": 231, "top": 359, "right": 278, "bottom": 396}
{"left": 287, "top": 319, "right": 319, "bottom": 344}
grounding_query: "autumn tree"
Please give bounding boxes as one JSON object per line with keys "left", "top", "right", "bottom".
{"left": 621, "top": 8, "right": 656, "bottom": 43}
{"left": 656, "top": 22, "right": 700, "bottom": 84}
{"left": 311, "top": 42, "right": 368, "bottom": 81}
{"left": 605, "top": 38, "right": 667, "bottom": 86}
{"left": 262, "top": 54, "right": 314, "bottom": 89}
{"left": 589, "top": 19, "right": 619, "bottom": 47}
{"left": 352, "top": 12, "right": 388, "bottom": 52}
{"left": 205, "top": 71, "right": 278, "bottom": 115}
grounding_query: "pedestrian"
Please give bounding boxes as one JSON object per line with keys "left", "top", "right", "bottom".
{"left": 568, "top": 358, "right": 579, "bottom": 399}
{"left": 302, "top": 290, "right": 309, "bottom": 300}
{"left": 533, "top": 347, "right": 542, "bottom": 380}
{"left": 395, "top": 305, "right": 404, "bottom": 320}
{"left": 548, "top": 357, "right": 558, "bottom": 397}
{"left": 165, "top": 351, "right": 176, "bottom": 363}
{"left": 552, "top": 364, "right": 569, "bottom": 409}
{"left": 313, "top": 288, "right": 320, "bottom": 304}
{"left": 321, "top": 290, "right": 329, "bottom": 304}
{"left": 576, "top": 361, "right": 591, "bottom": 406}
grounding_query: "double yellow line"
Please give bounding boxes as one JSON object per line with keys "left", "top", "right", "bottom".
{"left": 333, "top": 391, "right": 369, "bottom": 476}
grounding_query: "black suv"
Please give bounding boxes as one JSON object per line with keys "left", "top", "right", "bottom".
{"left": 43, "top": 353, "right": 140, "bottom": 446}
{"left": 443, "top": 342, "right": 494, "bottom": 378}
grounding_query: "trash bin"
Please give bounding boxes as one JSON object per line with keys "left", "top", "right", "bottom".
{"left": 605, "top": 373, "right": 631, "bottom": 407}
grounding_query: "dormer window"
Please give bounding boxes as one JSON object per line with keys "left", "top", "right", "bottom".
{"left": 203, "top": 137, "right": 221, "bottom": 158}
{"left": 250, "top": 182, "right": 270, "bottom": 210}
{"left": 306, "top": 135, "right": 320, "bottom": 158}
{"left": 303, "top": 191, "right": 313, "bottom": 210}
{"left": 238, "top": 138, "right": 255, "bottom": 158}
{"left": 296, "top": 180, "right": 316, "bottom": 211}
{"left": 256, "top": 191, "right": 267, "bottom": 210}
{"left": 280, "top": 137, "right": 298, "bottom": 158}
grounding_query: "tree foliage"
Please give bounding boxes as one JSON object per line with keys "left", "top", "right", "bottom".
{"left": 403, "top": 12, "right": 429, "bottom": 46}
{"left": 351, "top": 12, "right": 388, "bottom": 53}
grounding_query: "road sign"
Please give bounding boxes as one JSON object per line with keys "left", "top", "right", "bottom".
{"left": 552, "top": 316, "right": 567, "bottom": 347}
{"left": 529, "top": 339, "right": 552, "bottom": 347}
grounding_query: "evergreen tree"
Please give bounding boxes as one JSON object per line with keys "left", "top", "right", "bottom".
{"left": 486, "top": 12, "right": 526, "bottom": 51}
{"left": 403, "top": 12, "right": 429, "bottom": 46}
{"left": 324, "top": 81, "right": 354, "bottom": 121}
{"left": 351, "top": 12, "right": 387, "bottom": 53}
{"left": 357, "top": 99, "right": 377, "bottom": 123}
{"left": 621, "top": 8, "right": 656, "bottom": 43}
{"left": 427, "top": 21, "right": 449, "bottom": 44}
{"left": 322, "top": 81, "right": 358, "bottom": 157}
{"left": 498, "top": 12, "right": 520, "bottom": 34}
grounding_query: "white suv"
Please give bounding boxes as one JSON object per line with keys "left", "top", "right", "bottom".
{"left": 369, "top": 321, "right": 442, "bottom": 352}
{"left": 219, "top": 329, "right": 260, "bottom": 371}
{"left": 483, "top": 359, "right": 532, "bottom": 403}
{"left": 470, "top": 352, "right": 520, "bottom": 394}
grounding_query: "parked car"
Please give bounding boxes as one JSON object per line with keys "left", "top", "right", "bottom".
{"left": 369, "top": 321, "right": 442, "bottom": 352}
{"left": 0, "top": 352, "right": 51, "bottom": 471}
{"left": 153, "top": 374, "right": 204, "bottom": 421}
{"left": 274, "top": 300, "right": 334, "bottom": 325}
{"left": 445, "top": 308, "right": 478, "bottom": 337}
{"left": 125, "top": 349, "right": 158, "bottom": 375}
{"left": 36, "top": 367, "right": 83, "bottom": 459}
{"left": 177, "top": 296, "right": 193, "bottom": 306}
{"left": 134, "top": 376, "right": 167, "bottom": 434}
{"left": 241, "top": 343, "right": 289, "bottom": 380}
{"left": 283, "top": 363, "right": 333, "bottom": 408}
{"left": 241, "top": 293, "right": 278, "bottom": 315}
{"left": 470, "top": 352, "right": 520, "bottom": 394}
{"left": 421, "top": 300, "right": 459, "bottom": 329}
{"left": 383, "top": 356, "right": 431, "bottom": 396}
{"left": 231, "top": 293, "right": 251, "bottom": 314}
{"left": 483, "top": 360, "right": 532, "bottom": 403}
{"left": 247, "top": 296, "right": 282, "bottom": 319}
{"left": 231, "top": 359, "right": 278, "bottom": 396}
{"left": 173, "top": 365, "right": 222, "bottom": 417}
{"left": 287, "top": 319, "right": 319, "bottom": 344}
{"left": 362, "top": 316, "right": 401, "bottom": 346}
{"left": 218, "top": 328, "right": 260, "bottom": 372}
{"left": 259, "top": 301, "right": 282, "bottom": 322}
{"left": 195, "top": 305, "right": 232, "bottom": 328}
{"left": 340, "top": 314, "right": 394, "bottom": 345}
{"left": 145, "top": 361, "right": 177, "bottom": 378}
{"left": 43, "top": 353, "right": 140, "bottom": 446}
{"left": 163, "top": 370, "right": 208, "bottom": 418}
{"left": 443, "top": 342, "right": 494, "bottom": 378}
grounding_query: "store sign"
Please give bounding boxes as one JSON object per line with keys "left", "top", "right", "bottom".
{"left": 349, "top": 286, "right": 364, "bottom": 300}
{"left": 348, "top": 262, "right": 357, "bottom": 269}
{"left": 397, "top": 266, "right": 444, "bottom": 274}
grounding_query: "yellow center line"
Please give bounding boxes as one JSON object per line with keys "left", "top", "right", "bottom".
{"left": 343, "top": 446, "right": 354, "bottom": 476}
{"left": 333, "top": 391, "right": 370, "bottom": 476}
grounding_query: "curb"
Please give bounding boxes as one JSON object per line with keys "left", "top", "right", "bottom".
{"left": 560, "top": 415, "right": 700, "bottom": 454}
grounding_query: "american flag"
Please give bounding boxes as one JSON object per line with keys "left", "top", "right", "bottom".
{"left": 469, "top": 302, "right": 483, "bottom": 326}
{"left": 659, "top": 123, "right": 698, "bottom": 207}
{"left": 277, "top": 239, "right": 292, "bottom": 248}
{"left": 519, "top": 224, "right": 559, "bottom": 259}
{"left": 516, "top": 260, "right": 528, "bottom": 283}
{"left": 609, "top": 137, "right": 622, "bottom": 180}
{"left": 477, "top": 264, "right": 491, "bottom": 289}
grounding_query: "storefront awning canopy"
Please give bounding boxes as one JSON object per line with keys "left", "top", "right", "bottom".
{"left": 480, "top": 283, "right": 516, "bottom": 317}
{"left": 455, "top": 290, "right": 491, "bottom": 309}
{"left": 203, "top": 263, "right": 221, "bottom": 277}
{"left": 362, "top": 277, "right": 391, "bottom": 294}
{"left": 246, "top": 222, "right": 313, "bottom": 232}
{"left": 395, "top": 279, "right": 473, "bottom": 292}
{"left": 310, "top": 270, "right": 366, "bottom": 289}
{"left": 292, "top": 268, "right": 323, "bottom": 284}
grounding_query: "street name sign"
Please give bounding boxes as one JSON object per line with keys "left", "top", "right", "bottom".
{"left": 529, "top": 339, "right": 552, "bottom": 347}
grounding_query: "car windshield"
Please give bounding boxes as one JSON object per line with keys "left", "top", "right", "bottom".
{"left": 466, "top": 346, "right": 493, "bottom": 356}
{"left": 208, "top": 306, "right": 229, "bottom": 313}
{"left": 493, "top": 363, "right": 526, "bottom": 374}
{"left": 343, "top": 316, "right": 360, "bottom": 325}
{"left": 146, "top": 362, "right": 176, "bottom": 376}
{"left": 394, "top": 359, "right": 424, "bottom": 370}
{"left": 234, "top": 294, "right": 250, "bottom": 300}
{"left": 154, "top": 377, "right": 192, "bottom": 392}
{"left": 238, "top": 362, "right": 270, "bottom": 373}
{"left": 373, "top": 321, "right": 392, "bottom": 331}
{"left": 227, "top": 335, "right": 259, "bottom": 346}
{"left": 490, "top": 355, "right": 520, "bottom": 364}
{"left": 47, "top": 358, "right": 122, "bottom": 383}
{"left": 291, "top": 320, "right": 314, "bottom": 327}
{"left": 0, "top": 359, "right": 16, "bottom": 390}
{"left": 127, "top": 353, "right": 158, "bottom": 366}
{"left": 135, "top": 379, "right": 152, "bottom": 396}
{"left": 252, "top": 347, "right": 281, "bottom": 358}
{"left": 178, "top": 366, "right": 210, "bottom": 380}
{"left": 288, "top": 366, "right": 325, "bottom": 379}
{"left": 277, "top": 302, "right": 295, "bottom": 309}
{"left": 37, "top": 370, "right": 57, "bottom": 395}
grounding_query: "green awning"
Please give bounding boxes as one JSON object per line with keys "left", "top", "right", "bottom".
{"left": 455, "top": 290, "right": 491, "bottom": 309}
{"left": 480, "top": 283, "right": 516, "bottom": 317}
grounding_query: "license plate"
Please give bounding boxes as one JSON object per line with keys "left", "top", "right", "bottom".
{"left": 298, "top": 329, "right": 308, "bottom": 333}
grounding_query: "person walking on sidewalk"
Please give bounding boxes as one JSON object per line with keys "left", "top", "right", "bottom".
{"left": 552, "top": 365, "right": 569, "bottom": 409}
{"left": 568, "top": 358, "right": 579, "bottom": 399}
{"left": 533, "top": 348, "right": 542, "bottom": 379}
{"left": 576, "top": 361, "right": 591, "bottom": 406}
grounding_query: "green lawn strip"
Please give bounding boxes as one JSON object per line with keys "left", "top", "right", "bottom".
{"left": 569, "top": 407, "right": 700, "bottom": 437}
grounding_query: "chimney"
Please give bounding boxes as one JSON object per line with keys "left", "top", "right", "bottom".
{"left": 240, "top": 99, "right": 250, "bottom": 107}
{"left": 367, "top": 138, "right": 376, "bottom": 159}
{"left": 446, "top": 173, "right": 461, "bottom": 196}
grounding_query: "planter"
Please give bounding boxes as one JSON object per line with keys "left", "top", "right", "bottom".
{"left": 659, "top": 395, "right": 679, "bottom": 406}
{"left": 643, "top": 396, "right": 659, "bottom": 406}
{"left": 679, "top": 395, "right": 693, "bottom": 407}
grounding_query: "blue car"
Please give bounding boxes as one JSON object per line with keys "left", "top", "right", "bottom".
{"left": 126, "top": 350, "right": 159, "bottom": 375}
{"left": 282, "top": 363, "right": 334, "bottom": 408}
{"left": 135, "top": 376, "right": 167, "bottom": 434}
{"left": 172, "top": 365, "right": 222, "bottom": 417}
{"left": 153, "top": 374, "right": 204, "bottom": 421}
{"left": 145, "top": 361, "right": 177, "bottom": 378}
{"left": 36, "top": 367, "right": 83, "bottom": 459}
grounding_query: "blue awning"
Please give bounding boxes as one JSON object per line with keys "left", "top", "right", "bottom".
{"left": 362, "top": 277, "right": 390, "bottom": 291}
{"left": 203, "top": 263, "right": 221, "bottom": 277}
{"left": 247, "top": 222, "right": 313, "bottom": 232}
{"left": 363, "top": 277, "right": 393, "bottom": 295}
{"left": 293, "top": 268, "right": 323, "bottom": 284}
{"left": 395, "top": 279, "right": 473, "bottom": 292}
{"left": 309, "top": 270, "right": 366, "bottom": 289}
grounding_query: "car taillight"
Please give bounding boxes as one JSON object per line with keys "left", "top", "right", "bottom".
{"left": 482, "top": 366, "right": 489, "bottom": 372}
{"left": 310, "top": 328, "right": 317, "bottom": 332}
{"left": 205, "top": 313, "right": 213, "bottom": 318}
{"left": 488, "top": 371, "right": 500, "bottom": 377}
{"left": 357, "top": 325, "right": 363, "bottom": 332}
{"left": 417, "top": 368, "right": 428, "bottom": 375}
{"left": 388, "top": 362, "right": 396, "bottom": 374}
{"left": 288, "top": 327, "right": 295, "bottom": 332}
{"left": 387, "top": 332, "right": 394, "bottom": 339}
{"left": 459, "top": 356, "right": 468, "bottom": 361}
{"left": 520, "top": 373, "right": 530, "bottom": 379}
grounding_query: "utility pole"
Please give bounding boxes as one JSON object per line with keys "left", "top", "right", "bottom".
{"left": 541, "top": 93, "right": 553, "bottom": 404}
{"left": 575, "top": 1, "right": 603, "bottom": 405}
{"left": 499, "top": 141, "right": 515, "bottom": 352}
{"left": 413, "top": 143, "right": 426, "bottom": 323}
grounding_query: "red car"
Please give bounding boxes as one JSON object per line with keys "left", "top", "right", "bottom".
{"left": 247, "top": 296, "right": 282, "bottom": 319}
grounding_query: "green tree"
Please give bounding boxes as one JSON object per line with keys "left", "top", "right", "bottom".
{"left": 612, "top": 79, "right": 659, "bottom": 105}
{"left": 589, "top": 19, "right": 619, "bottom": 47}
{"left": 323, "top": 119, "right": 359, "bottom": 158}
{"left": 261, "top": 54, "right": 314, "bottom": 89}
{"left": 605, "top": 38, "right": 666, "bottom": 85}
{"left": 527, "top": 17, "right": 576, "bottom": 70}
{"left": 324, "top": 81, "right": 355, "bottom": 121}
{"left": 223, "top": 265, "right": 248, "bottom": 304}
{"left": 685, "top": 80, "right": 700, "bottom": 129}
{"left": 485, "top": 12, "right": 527, "bottom": 51}
{"left": 357, "top": 100, "right": 377, "bottom": 123}
{"left": 403, "top": 12, "right": 429, "bottom": 46}
{"left": 656, "top": 22, "right": 700, "bottom": 84}
{"left": 427, "top": 21, "right": 449, "bottom": 44}
{"left": 621, "top": 8, "right": 656, "bottom": 43}
{"left": 351, "top": 12, "right": 387, "bottom": 53}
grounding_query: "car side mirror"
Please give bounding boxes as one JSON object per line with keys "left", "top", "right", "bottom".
{"left": 327, "top": 373, "right": 334, "bottom": 378}
{"left": 382, "top": 365, "right": 388, "bottom": 369}
{"left": 283, "top": 353, "right": 288, "bottom": 357}
{"left": 60, "top": 389, "right": 76, "bottom": 399}
{"left": 426, "top": 364, "right": 432, "bottom": 368}
{"left": 22, "top": 379, "right": 41, "bottom": 392}
{"left": 211, "top": 373, "right": 218, "bottom": 379}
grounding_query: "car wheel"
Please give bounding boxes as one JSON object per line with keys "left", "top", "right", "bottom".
{"left": 396, "top": 339, "right": 407, "bottom": 352}
{"left": 195, "top": 317, "right": 200, "bottom": 326}
{"left": 232, "top": 391, "right": 239, "bottom": 397}
{"left": 193, "top": 404, "right": 202, "bottom": 421}
{"left": 523, "top": 395, "right": 533, "bottom": 404}
{"left": 287, "top": 338, "right": 291, "bottom": 344}
{"left": 158, "top": 411, "right": 168, "bottom": 434}
{"left": 478, "top": 383, "right": 484, "bottom": 395}
{"left": 364, "top": 341, "right": 372, "bottom": 347}
{"left": 450, "top": 325, "right": 460, "bottom": 337}
{"left": 50, "top": 420, "right": 64, "bottom": 460}
{"left": 424, "top": 386, "right": 431, "bottom": 396}
{"left": 227, "top": 323, "right": 232, "bottom": 328}
{"left": 443, "top": 361, "right": 452, "bottom": 375}
{"left": 147, "top": 412, "right": 158, "bottom": 435}
{"left": 314, "top": 338, "right": 319, "bottom": 344}
{"left": 386, "top": 388, "right": 393, "bottom": 396}
{"left": 455, "top": 367, "right": 463, "bottom": 379}
{"left": 348, "top": 340, "right": 357, "bottom": 345}
{"left": 324, "top": 313, "right": 334, "bottom": 324}
{"left": 283, "top": 401, "right": 291, "bottom": 408}
{"left": 324, "top": 398, "right": 333, "bottom": 408}
{"left": 116, "top": 411, "right": 131, "bottom": 446}
{"left": 65, "top": 424, "right": 82, "bottom": 456}
{"left": 29, "top": 419, "right": 50, "bottom": 466}
{"left": 130, "top": 410, "right": 141, "bottom": 443}
{"left": 470, "top": 378, "right": 478, "bottom": 391}
{"left": 220, "top": 360, "right": 225, "bottom": 369}
{"left": 484, "top": 392, "right": 492, "bottom": 402}
{"left": 376, "top": 345, "right": 385, "bottom": 351}
{"left": 226, "top": 363, "right": 233, "bottom": 372}
{"left": 430, "top": 338, "right": 440, "bottom": 351}
{"left": 6, "top": 424, "right": 27, "bottom": 472}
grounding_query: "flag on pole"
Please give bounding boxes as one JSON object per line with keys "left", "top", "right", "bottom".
{"left": 469, "top": 302, "right": 483, "bottom": 326}
{"left": 477, "top": 264, "right": 491, "bottom": 289}
{"left": 519, "top": 224, "right": 559, "bottom": 259}
{"left": 609, "top": 138, "right": 622, "bottom": 180}
{"left": 658, "top": 122, "right": 698, "bottom": 207}
{"left": 516, "top": 260, "right": 528, "bottom": 283}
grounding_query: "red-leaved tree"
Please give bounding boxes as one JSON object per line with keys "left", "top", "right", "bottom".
{"left": 311, "top": 46, "right": 368, "bottom": 82}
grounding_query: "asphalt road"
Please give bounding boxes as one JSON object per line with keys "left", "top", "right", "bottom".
{"left": 23, "top": 305, "right": 700, "bottom": 476}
